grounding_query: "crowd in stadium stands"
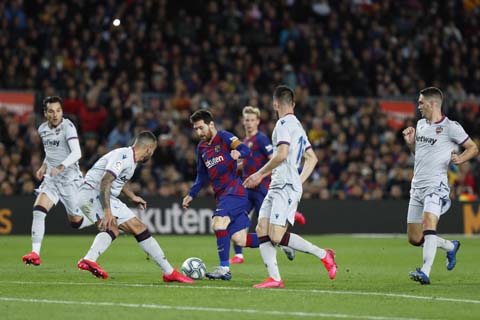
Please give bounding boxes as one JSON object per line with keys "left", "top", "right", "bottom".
{"left": 1, "top": 0, "right": 480, "bottom": 200}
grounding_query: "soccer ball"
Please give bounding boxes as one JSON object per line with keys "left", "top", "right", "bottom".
{"left": 181, "top": 257, "right": 206, "bottom": 280}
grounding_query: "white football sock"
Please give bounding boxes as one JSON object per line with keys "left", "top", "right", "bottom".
{"left": 84, "top": 232, "right": 113, "bottom": 262}
{"left": 259, "top": 241, "right": 281, "bottom": 281}
{"left": 286, "top": 233, "right": 326, "bottom": 259}
{"left": 138, "top": 237, "right": 174, "bottom": 275}
{"left": 436, "top": 236, "right": 454, "bottom": 252}
{"left": 421, "top": 234, "right": 437, "bottom": 276}
{"left": 31, "top": 210, "right": 46, "bottom": 254}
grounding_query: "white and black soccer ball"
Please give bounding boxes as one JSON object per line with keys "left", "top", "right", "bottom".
{"left": 181, "top": 257, "right": 206, "bottom": 280}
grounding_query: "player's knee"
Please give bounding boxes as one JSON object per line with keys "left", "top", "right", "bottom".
{"left": 255, "top": 224, "right": 267, "bottom": 236}
{"left": 408, "top": 236, "right": 424, "bottom": 246}
{"left": 70, "top": 218, "right": 83, "bottom": 229}
{"left": 211, "top": 220, "right": 228, "bottom": 231}
{"left": 269, "top": 234, "right": 283, "bottom": 246}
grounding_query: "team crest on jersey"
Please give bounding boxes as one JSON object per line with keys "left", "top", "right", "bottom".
{"left": 114, "top": 161, "right": 123, "bottom": 171}
{"left": 435, "top": 126, "right": 443, "bottom": 134}
{"left": 215, "top": 145, "right": 221, "bottom": 152}
{"left": 248, "top": 141, "right": 253, "bottom": 148}
{"left": 55, "top": 128, "right": 61, "bottom": 135}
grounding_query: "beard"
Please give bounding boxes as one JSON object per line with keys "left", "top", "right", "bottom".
{"left": 201, "top": 129, "right": 213, "bottom": 141}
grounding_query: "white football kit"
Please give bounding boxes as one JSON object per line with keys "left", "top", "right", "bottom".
{"left": 407, "top": 116, "right": 469, "bottom": 223}
{"left": 259, "top": 114, "right": 311, "bottom": 226}
{"left": 36, "top": 118, "right": 83, "bottom": 215}
{"left": 79, "top": 147, "right": 138, "bottom": 225}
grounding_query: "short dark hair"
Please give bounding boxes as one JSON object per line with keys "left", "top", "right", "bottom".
{"left": 273, "top": 85, "right": 295, "bottom": 106}
{"left": 134, "top": 130, "right": 157, "bottom": 146}
{"left": 190, "top": 109, "right": 214, "bottom": 124}
{"left": 420, "top": 87, "right": 444, "bottom": 102}
{"left": 42, "top": 96, "right": 63, "bottom": 112}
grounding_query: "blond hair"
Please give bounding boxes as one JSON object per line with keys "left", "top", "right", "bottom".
{"left": 242, "top": 106, "right": 260, "bottom": 119}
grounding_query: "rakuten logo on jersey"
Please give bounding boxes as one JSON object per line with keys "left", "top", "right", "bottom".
{"left": 205, "top": 155, "right": 224, "bottom": 168}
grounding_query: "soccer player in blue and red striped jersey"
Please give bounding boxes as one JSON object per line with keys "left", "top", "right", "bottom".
{"left": 229, "top": 106, "right": 305, "bottom": 264}
{"left": 182, "top": 109, "right": 260, "bottom": 280}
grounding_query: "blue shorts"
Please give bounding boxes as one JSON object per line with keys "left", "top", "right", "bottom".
{"left": 215, "top": 195, "right": 250, "bottom": 235}
{"left": 247, "top": 189, "right": 266, "bottom": 214}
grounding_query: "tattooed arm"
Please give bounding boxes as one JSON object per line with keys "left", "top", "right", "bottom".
{"left": 99, "top": 171, "right": 116, "bottom": 230}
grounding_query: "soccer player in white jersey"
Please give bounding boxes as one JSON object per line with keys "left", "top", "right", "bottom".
{"left": 76, "top": 131, "right": 193, "bottom": 283}
{"left": 403, "top": 87, "right": 478, "bottom": 285}
{"left": 244, "top": 86, "right": 337, "bottom": 288}
{"left": 22, "top": 96, "right": 89, "bottom": 266}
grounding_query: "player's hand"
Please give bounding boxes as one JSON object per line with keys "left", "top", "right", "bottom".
{"left": 230, "top": 150, "right": 241, "bottom": 160}
{"left": 35, "top": 166, "right": 46, "bottom": 180}
{"left": 243, "top": 172, "right": 262, "bottom": 189}
{"left": 402, "top": 127, "right": 415, "bottom": 145}
{"left": 451, "top": 151, "right": 462, "bottom": 165}
{"left": 50, "top": 164, "right": 65, "bottom": 177}
{"left": 131, "top": 195, "right": 147, "bottom": 210}
{"left": 100, "top": 209, "right": 116, "bottom": 231}
{"left": 182, "top": 195, "right": 193, "bottom": 209}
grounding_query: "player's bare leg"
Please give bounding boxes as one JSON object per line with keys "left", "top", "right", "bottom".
{"left": 230, "top": 227, "right": 248, "bottom": 264}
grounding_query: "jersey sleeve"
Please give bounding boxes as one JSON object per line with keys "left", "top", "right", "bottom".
{"left": 104, "top": 151, "right": 127, "bottom": 178}
{"left": 304, "top": 134, "right": 312, "bottom": 151}
{"left": 64, "top": 120, "right": 79, "bottom": 141}
{"left": 189, "top": 146, "right": 209, "bottom": 198}
{"left": 275, "top": 121, "right": 291, "bottom": 146}
{"left": 258, "top": 134, "right": 273, "bottom": 156}
{"left": 448, "top": 121, "right": 469, "bottom": 145}
{"left": 220, "top": 131, "right": 249, "bottom": 158}
{"left": 61, "top": 138, "right": 81, "bottom": 168}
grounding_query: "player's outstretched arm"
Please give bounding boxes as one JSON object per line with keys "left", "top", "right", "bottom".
{"left": 300, "top": 148, "right": 318, "bottom": 184}
{"left": 244, "top": 144, "right": 288, "bottom": 188}
{"left": 451, "top": 138, "right": 479, "bottom": 165}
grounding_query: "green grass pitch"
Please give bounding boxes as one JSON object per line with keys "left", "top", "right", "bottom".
{"left": 1, "top": 234, "right": 479, "bottom": 319}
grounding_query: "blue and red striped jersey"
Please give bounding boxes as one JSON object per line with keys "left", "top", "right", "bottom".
{"left": 242, "top": 132, "right": 273, "bottom": 194}
{"left": 189, "top": 130, "right": 250, "bottom": 201}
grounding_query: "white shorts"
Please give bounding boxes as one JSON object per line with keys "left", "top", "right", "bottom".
{"left": 78, "top": 184, "right": 136, "bottom": 226}
{"left": 258, "top": 184, "right": 302, "bottom": 226}
{"left": 35, "top": 175, "right": 83, "bottom": 216}
{"left": 407, "top": 186, "right": 451, "bottom": 224}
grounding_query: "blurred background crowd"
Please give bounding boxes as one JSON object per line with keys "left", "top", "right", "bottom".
{"left": 1, "top": 0, "right": 479, "bottom": 201}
